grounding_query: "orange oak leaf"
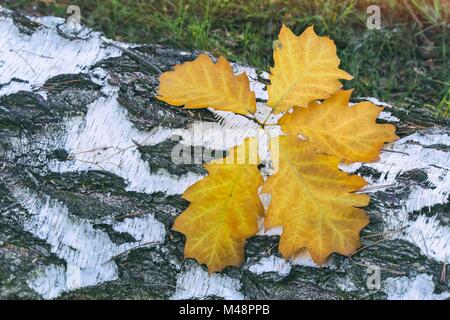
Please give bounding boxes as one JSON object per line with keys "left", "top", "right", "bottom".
{"left": 263, "top": 137, "right": 370, "bottom": 263}
{"left": 267, "top": 25, "right": 352, "bottom": 113}
{"left": 157, "top": 53, "right": 256, "bottom": 115}
{"left": 279, "top": 90, "right": 398, "bottom": 162}
{"left": 173, "top": 138, "right": 263, "bottom": 273}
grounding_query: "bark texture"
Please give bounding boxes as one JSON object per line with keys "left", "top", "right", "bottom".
{"left": 0, "top": 8, "right": 449, "bottom": 300}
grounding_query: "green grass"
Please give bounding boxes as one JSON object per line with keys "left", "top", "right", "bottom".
{"left": 4, "top": 0, "right": 449, "bottom": 117}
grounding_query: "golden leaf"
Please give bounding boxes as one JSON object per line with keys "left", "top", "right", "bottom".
{"left": 157, "top": 53, "right": 256, "bottom": 115}
{"left": 263, "top": 137, "right": 370, "bottom": 263}
{"left": 155, "top": 24, "right": 398, "bottom": 271}
{"left": 280, "top": 90, "right": 398, "bottom": 162}
{"left": 173, "top": 138, "right": 263, "bottom": 273}
{"left": 267, "top": 25, "right": 352, "bottom": 113}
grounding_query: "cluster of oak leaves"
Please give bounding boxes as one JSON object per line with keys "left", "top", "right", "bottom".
{"left": 157, "top": 25, "right": 398, "bottom": 273}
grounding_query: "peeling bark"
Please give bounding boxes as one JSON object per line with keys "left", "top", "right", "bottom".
{"left": 0, "top": 8, "right": 449, "bottom": 300}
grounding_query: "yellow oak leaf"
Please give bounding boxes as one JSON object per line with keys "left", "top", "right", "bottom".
{"left": 155, "top": 24, "right": 398, "bottom": 271}
{"left": 267, "top": 25, "right": 352, "bottom": 113}
{"left": 157, "top": 53, "right": 256, "bottom": 115}
{"left": 263, "top": 136, "right": 370, "bottom": 264}
{"left": 279, "top": 90, "right": 398, "bottom": 162}
{"left": 173, "top": 138, "right": 263, "bottom": 273}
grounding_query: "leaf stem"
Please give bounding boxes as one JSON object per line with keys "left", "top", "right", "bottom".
{"left": 261, "top": 112, "right": 273, "bottom": 126}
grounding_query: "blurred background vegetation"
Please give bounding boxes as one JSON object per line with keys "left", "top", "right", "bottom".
{"left": 2, "top": 0, "right": 449, "bottom": 117}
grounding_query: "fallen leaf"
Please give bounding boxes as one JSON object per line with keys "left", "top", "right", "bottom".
{"left": 280, "top": 90, "right": 398, "bottom": 162}
{"left": 157, "top": 53, "right": 256, "bottom": 115}
{"left": 173, "top": 138, "right": 263, "bottom": 272}
{"left": 268, "top": 25, "right": 352, "bottom": 113}
{"left": 263, "top": 136, "right": 370, "bottom": 263}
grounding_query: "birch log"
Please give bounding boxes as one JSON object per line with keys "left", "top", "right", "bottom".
{"left": 0, "top": 8, "right": 449, "bottom": 300}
